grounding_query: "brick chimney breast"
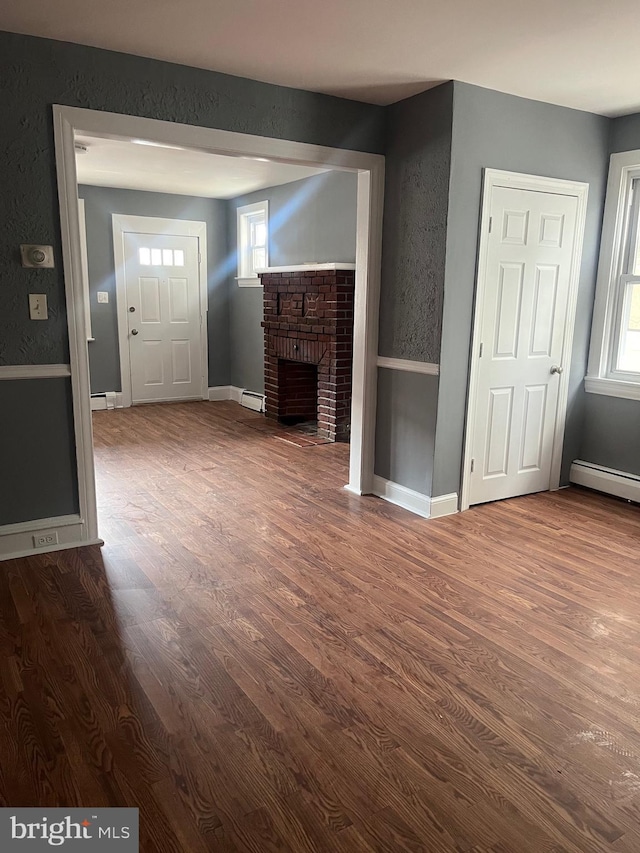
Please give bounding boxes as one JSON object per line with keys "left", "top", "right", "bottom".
{"left": 260, "top": 266, "right": 355, "bottom": 441}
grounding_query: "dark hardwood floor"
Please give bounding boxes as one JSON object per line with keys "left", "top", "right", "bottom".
{"left": 2, "top": 400, "right": 640, "bottom": 851}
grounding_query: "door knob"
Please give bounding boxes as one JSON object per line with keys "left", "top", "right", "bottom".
{"left": 550, "top": 365, "right": 563, "bottom": 375}
{"left": 131, "top": 329, "right": 139, "bottom": 336}
{"left": 129, "top": 306, "right": 136, "bottom": 313}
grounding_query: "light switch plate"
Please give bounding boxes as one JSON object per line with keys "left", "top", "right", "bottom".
{"left": 97, "top": 291, "right": 109, "bottom": 303}
{"left": 29, "top": 293, "right": 48, "bottom": 320}
{"left": 20, "top": 244, "right": 54, "bottom": 268}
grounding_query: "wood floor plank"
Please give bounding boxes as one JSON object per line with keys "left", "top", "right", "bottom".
{"left": 1, "top": 399, "right": 639, "bottom": 851}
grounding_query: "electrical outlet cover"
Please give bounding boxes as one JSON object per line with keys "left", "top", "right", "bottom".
{"left": 97, "top": 291, "right": 109, "bottom": 303}
{"left": 33, "top": 531, "right": 59, "bottom": 548}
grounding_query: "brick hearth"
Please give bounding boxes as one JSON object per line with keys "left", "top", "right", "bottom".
{"left": 260, "top": 267, "right": 355, "bottom": 442}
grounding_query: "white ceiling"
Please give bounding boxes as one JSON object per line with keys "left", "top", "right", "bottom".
{"left": 74, "top": 134, "right": 327, "bottom": 198}
{"left": 2, "top": 0, "right": 640, "bottom": 116}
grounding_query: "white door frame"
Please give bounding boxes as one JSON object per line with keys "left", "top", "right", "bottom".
{"left": 460, "top": 169, "right": 589, "bottom": 512}
{"left": 53, "top": 105, "right": 384, "bottom": 544}
{"left": 112, "top": 214, "right": 208, "bottom": 408}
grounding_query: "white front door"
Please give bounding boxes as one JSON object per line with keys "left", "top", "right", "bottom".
{"left": 468, "top": 185, "right": 580, "bottom": 506}
{"left": 123, "top": 232, "right": 203, "bottom": 404}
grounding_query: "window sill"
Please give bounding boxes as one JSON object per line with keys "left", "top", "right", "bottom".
{"left": 236, "top": 277, "right": 263, "bottom": 288}
{"left": 584, "top": 376, "right": 640, "bottom": 401}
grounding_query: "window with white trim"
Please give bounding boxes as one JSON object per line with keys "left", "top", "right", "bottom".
{"left": 587, "top": 151, "right": 640, "bottom": 400}
{"left": 237, "top": 201, "right": 268, "bottom": 286}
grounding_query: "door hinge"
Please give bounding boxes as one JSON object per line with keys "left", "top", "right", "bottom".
{"left": 470, "top": 458, "right": 475, "bottom": 473}
{"left": 479, "top": 342, "right": 483, "bottom": 358}
{"left": 488, "top": 216, "right": 493, "bottom": 233}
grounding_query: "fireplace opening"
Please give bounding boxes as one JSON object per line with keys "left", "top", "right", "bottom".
{"left": 276, "top": 360, "right": 318, "bottom": 426}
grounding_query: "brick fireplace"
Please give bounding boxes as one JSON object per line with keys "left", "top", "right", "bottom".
{"left": 260, "top": 265, "right": 356, "bottom": 441}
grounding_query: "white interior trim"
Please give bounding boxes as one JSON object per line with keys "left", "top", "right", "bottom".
{"left": 90, "top": 392, "right": 119, "bottom": 411}
{"left": 237, "top": 199, "right": 268, "bottom": 283}
{"left": 0, "top": 364, "right": 71, "bottom": 380}
{"left": 350, "top": 164, "right": 385, "bottom": 495}
{"left": 77, "top": 197, "right": 93, "bottom": 341}
{"left": 570, "top": 460, "right": 640, "bottom": 503}
{"left": 0, "top": 513, "right": 103, "bottom": 562}
{"left": 429, "top": 493, "right": 459, "bottom": 518}
{"left": 237, "top": 278, "right": 264, "bottom": 288}
{"left": 209, "top": 386, "right": 262, "bottom": 406}
{"left": 208, "top": 385, "right": 243, "bottom": 403}
{"left": 53, "top": 109, "right": 99, "bottom": 548}
{"left": 53, "top": 105, "right": 384, "bottom": 547}
{"left": 112, "top": 213, "right": 209, "bottom": 409}
{"left": 0, "top": 513, "right": 82, "bottom": 536}
{"left": 256, "top": 263, "right": 357, "bottom": 273}
{"left": 372, "top": 475, "right": 430, "bottom": 518}
{"left": 376, "top": 356, "right": 439, "bottom": 375}
{"left": 584, "top": 375, "right": 640, "bottom": 401}
{"left": 461, "top": 168, "right": 589, "bottom": 513}
{"left": 208, "top": 385, "right": 234, "bottom": 401}
{"left": 1, "top": 539, "right": 104, "bottom": 563}
{"left": 587, "top": 150, "right": 640, "bottom": 390}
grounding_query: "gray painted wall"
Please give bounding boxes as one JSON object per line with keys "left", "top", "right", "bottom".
{"left": 0, "top": 30, "right": 383, "bottom": 526}
{"left": 78, "top": 186, "right": 229, "bottom": 393}
{"left": 609, "top": 113, "right": 640, "bottom": 154}
{"left": 575, "top": 111, "right": 640, "bottom": 476}
{"left": 0, "top": 379, "right": 78, "bottom": 524}
{"left": 227, "top": 172, "right": 358, "bottom": 392}
{"left": 374, "top": 370, "right": 439, "bottom": 495}
{"left": 581, "top": 395, "right": 640, "bottom": 476}
{"left": 373, "top": 83, "right": 453, "bottom": 493}
{"left": 432, "top": 82, "right": 610, "bottom": 498}
{"left": 378, "top": 82, "right": 453, "bottom": 362}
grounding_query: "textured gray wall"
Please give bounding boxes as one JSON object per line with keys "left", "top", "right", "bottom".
{"left": 580, "top": 395, "right": 640, "bottom": 476}
{"left": 0, "top": 30, "right": 383, "bottom": 526}
{"left": 227, "top": 172, "right": 358, "bottom": 392}
{"left": 609, "top": 112, "right": 640, "bottom": 154}
{"left": 0, "top": 379, "right": 78, "bottom": 524}
{"left": 78, "top": 186, "right": 229, "bottom": 393}
{"left": 575, "top": 111, "right": 640, "bottom": 476}
{"left": 378, "top": 82, "right": 453, "bottom": 362}
{"left": 432, "top": 82, "right": 610, "bottom": 497}
{"left": 374, "top": 370, "right": 439, "bottom": 495}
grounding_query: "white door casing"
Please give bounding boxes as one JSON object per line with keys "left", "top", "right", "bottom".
{"left": 113, "top": 215, "right": 208, "bottom": 408}
{"left": 462, "top": 171, "right": 589, "bottom": 510}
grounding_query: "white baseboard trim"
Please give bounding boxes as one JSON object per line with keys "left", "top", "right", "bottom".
{"left": 1, "top": 539, "right": 104, "bottom": 562}
{"left": 343, "top": 483, "right": 364, "bottom": 497}
{"left": 372, "top": 475, "right": 430, "bottom": 518}
{"left": 91, "top": 391, "right": 122, "bottom": 411}
{"left": 570, "top": 460, "right": 640, "bottom": 503}
{"left": 209, "top": 386, "right": 264, "bottom": 409}
{"left": 429, "top": 493, "right": 459, "bottom": 518}
{"left": 0, "top": 514, "right": 103, "bottom": 562}
{"left": 209, "top": 385, "right": 234, "bottom": 401}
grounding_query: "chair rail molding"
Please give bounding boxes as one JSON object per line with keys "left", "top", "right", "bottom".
{"left": 376, "top": 356, "right": 439, "bottom": 375}
{"left": 0, "top": 364, "right": 71, "bottom": 380}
